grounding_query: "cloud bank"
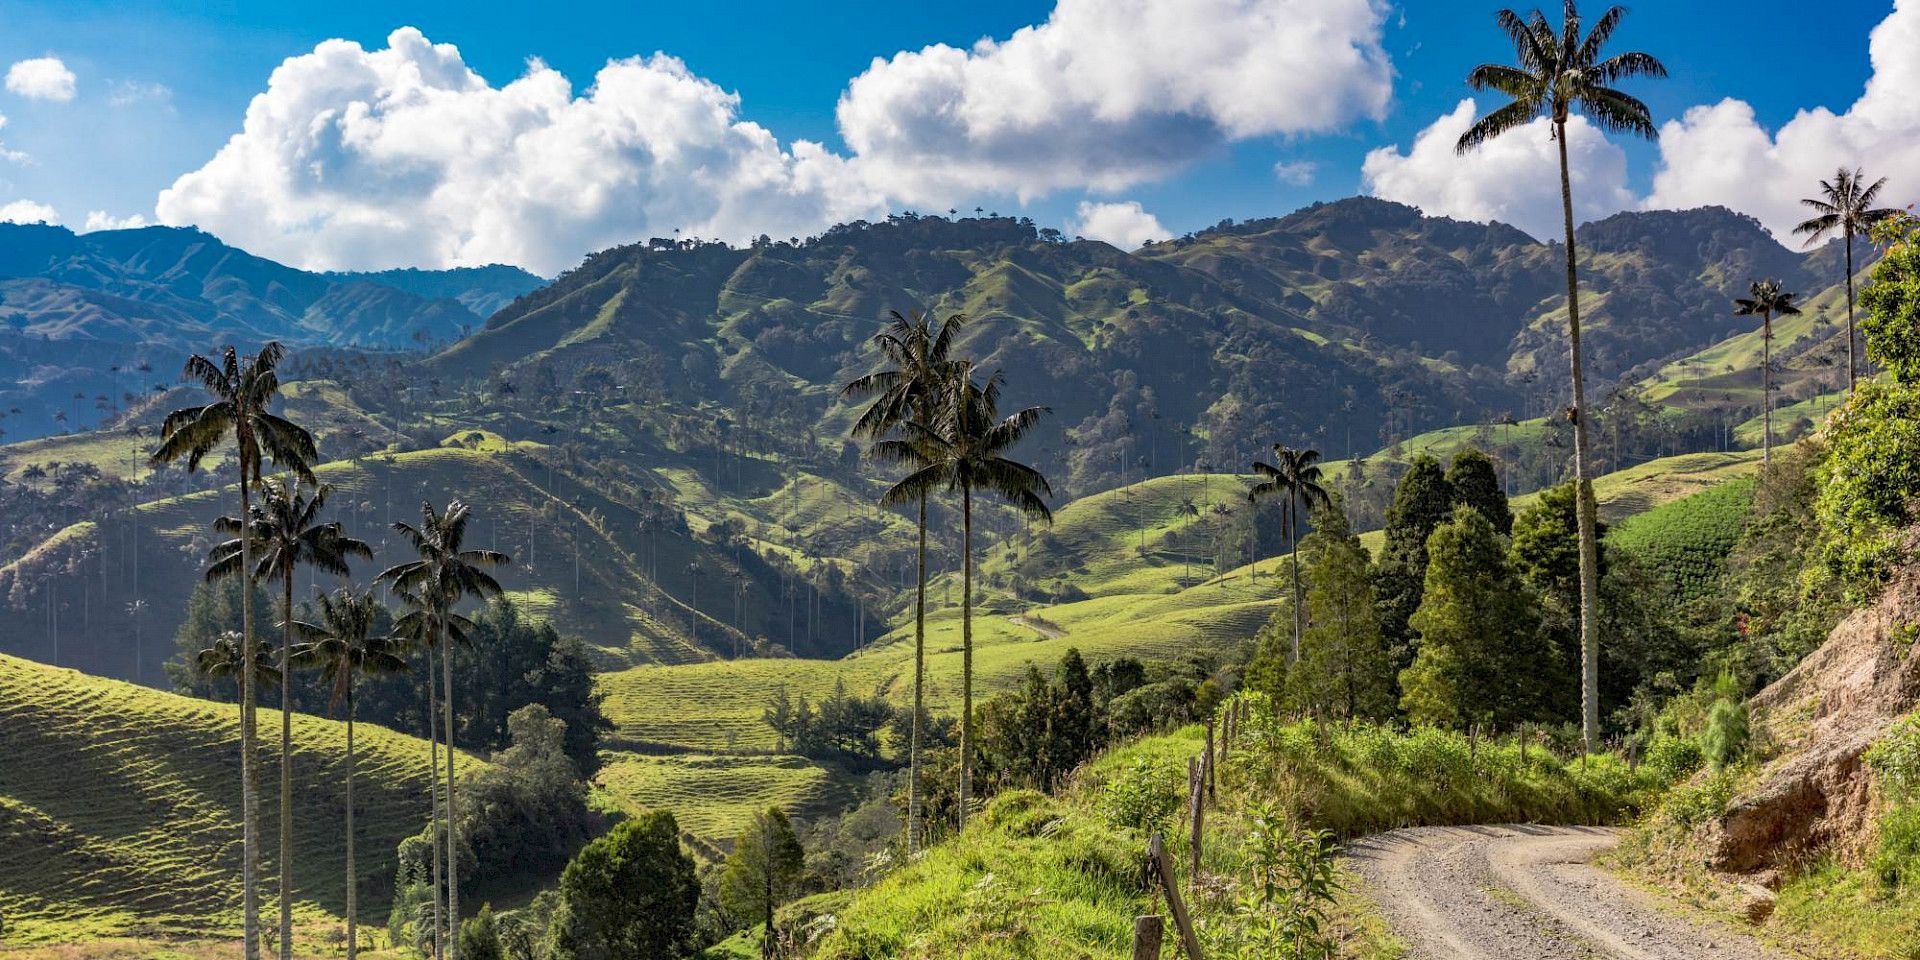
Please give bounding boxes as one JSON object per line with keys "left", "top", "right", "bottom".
{"left": 157, "top": 1, "right": 1395, "bottom": 273}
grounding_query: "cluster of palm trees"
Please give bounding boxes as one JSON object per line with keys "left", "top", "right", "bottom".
{"left": 1460, "top": 1, "right": 1900, "bottom": 752}
{"left": 840, "top": 309, "right": 1055, "bottom": 847}
{"left": 152, "top": 343, "right": 508, "bottom": 960}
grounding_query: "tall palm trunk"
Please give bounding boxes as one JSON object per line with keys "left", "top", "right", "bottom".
{"left": 1845, "top": 233, "right": 1857, "bottom": 392}
{"left": 1558, "top": 123, "right": 1604, "bottom": 755}
{"left": 907, "top": 495, "right": 926, "bottom": 854}
{"left": 239, "top": 474, "right": 261, "bottom": 960}
{"left": 442, "top": 615, "right": 460, "bottom": 960}
{"left": 279, "top": 570, "right": 295, "bottom": 960}
{"left": 1288, "top": 495, "right": 1303, "bottom": 663}
{"left": 345, "top": 677, "right": 358, "bottom": 960}
{"left": 1762, "top": 312, "right": 1774, "bottom": 465}
{"left": 957, "top": 485, "right": 974, "bottom": 830}
{"left": 426, "top": 644, "right": 444, "bottom": 960}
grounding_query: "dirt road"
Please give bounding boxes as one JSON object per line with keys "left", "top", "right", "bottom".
{"left": 1343, "top": 825, "right": 1798, "bottom": 960}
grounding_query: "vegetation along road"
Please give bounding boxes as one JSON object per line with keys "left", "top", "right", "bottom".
{"left": 1346, "top": 825, "right": 1791, "bottom": 960}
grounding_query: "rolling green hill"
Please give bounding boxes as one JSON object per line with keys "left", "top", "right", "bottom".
{"left": 0, "top": 653, "right": 454, "bottom": 943}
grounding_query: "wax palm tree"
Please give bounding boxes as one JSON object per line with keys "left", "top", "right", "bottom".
{"left": 839, "top": 307, "right": 966, "bottom": 854}
{"left": 209, "top": 477, "right": 370, "bottom": 960}
{"left": 877, "top": 364, "right": 1051, "bottom": 829}
{"left": 1248, "top": 445, "right": 1330, "bottom": 662}
{"left": 1456, "top": 1, "right": 1664, "bottom": 753}
{"left": 388, "top": 584, "right": 473, "bottom": 960}
{"left": 1733, "top": 280, "right": 1802, "bottom": 465}
{"left": 290, "top": 590, "right": 406, "bottom": 960}
{"left": 1795, "top": 168, "right": 1900, "bottom": 392}
{"left": 378, "top": 501, "right": 508, "bottom": 960}
{"left": 153, "top": 343, "right": 315, "bottom": 960}
{"left": 196, "top": 630, "right": 281, "bottom": 728}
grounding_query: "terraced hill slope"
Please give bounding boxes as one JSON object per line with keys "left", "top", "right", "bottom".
{"left": 0, "top": 653, "right": 453, "bottom": 943}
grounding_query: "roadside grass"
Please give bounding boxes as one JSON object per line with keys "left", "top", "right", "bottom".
{"left": 803, "top": 716, "right": 1655, "bottom": 959}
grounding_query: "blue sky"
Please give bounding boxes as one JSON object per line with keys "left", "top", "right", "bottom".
{"left": 0, "top": 1, "right": 1905, "bottom": 273}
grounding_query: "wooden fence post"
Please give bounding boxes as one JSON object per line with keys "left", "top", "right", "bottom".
{"left": 1132, "top": 915, "right": 1165, "bottom": 960}
{"left": 1148, "top": 834, "right": 1204, "bottom": 960}
{"left": 1204, "top": 718, "right": 1217, "bottom": 802}
{"left": 1187, "top": 756, "right": 1205, "bottom": 875}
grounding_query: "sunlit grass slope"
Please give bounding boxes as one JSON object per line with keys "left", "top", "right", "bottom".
{"left": 0, "top": 653, "right": 455, "bottom": 943}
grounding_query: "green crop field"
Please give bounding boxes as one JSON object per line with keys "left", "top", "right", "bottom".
{"left": 0, "top": 653, "right": 456, "bottom": 944}
{"left": 1608, "top": 476, "right": 1757, "bottom": 603}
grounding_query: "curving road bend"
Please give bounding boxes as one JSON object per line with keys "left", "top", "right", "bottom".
{"left": 1343, "top": 825, "right": 1800, "bottom": 960}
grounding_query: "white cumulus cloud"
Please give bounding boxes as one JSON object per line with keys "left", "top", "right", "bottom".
{"left": 6, "top": 57, "right": 76, "bottom": 102}
{"left": 1644, "top": 0, "right": 1920, "bottom": 239}
{"left": 156, "top": 28, "right": 884, "bottom": 274}
{"left": 0, "top": 199, "right": 59, "bottom": 224}
{"left": 1360, "top": 99, "right": 1632, "bottom": 240}
{"left": 1272, "top": 160, "right": 1317, "bottom": 186}
{"left": 0, "top": 114, "right": 26, "bottom": 163}
{"left": 1072, "top": 200, "right": 1171, "bottom": 249}
{"left": 82, "top": 210, "right": 150, "bottom": 232}
{"left": 837, "top": 0, "right": 1394, "bottom": 204}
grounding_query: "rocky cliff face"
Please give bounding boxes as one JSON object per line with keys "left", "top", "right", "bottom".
{"left": 1712, "top": 547, "right": 1920, "bottom": 872}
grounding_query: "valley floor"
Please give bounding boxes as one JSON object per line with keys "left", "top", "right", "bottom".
{"left": 1346, "top": 825, "right": 1797, "bottom": 960}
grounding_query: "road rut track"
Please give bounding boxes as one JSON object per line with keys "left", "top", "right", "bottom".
{"left": 1344, "top": 825, "right": 1801, "bottom": 960}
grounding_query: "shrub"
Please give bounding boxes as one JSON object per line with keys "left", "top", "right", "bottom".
{"left": 1644, "top": 735, "right": 1706, "bottom": 785}
{"left": 1701, "top": 675, "right": 1750, "bottom": 771}
{"left": 1817, "top": 382, "right": 1920, "bottom": 593}
{"left": 1099, "top": 754, "right": 1184, "bottom": 835}
{"left": 1872, "top": 805, "right": 1920, "bottom": 891}
{"left": 1866, "top": 712, "right": 1920, "bottom": 802}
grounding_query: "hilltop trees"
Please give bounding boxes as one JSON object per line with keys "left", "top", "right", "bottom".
{"left": 153, "top": 342, "right": 317, "bottom": 960}
{"left": 1733, "top": 281, "right": 1802, "bottom": 464}
{"left": 1795, "top": 168, "right": 1900, "bottom": 391}
{"left": 1457, "top": 0, "right": 1666, "bottom": 753}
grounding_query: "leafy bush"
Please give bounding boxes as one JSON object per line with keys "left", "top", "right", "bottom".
{"left": 1872, "top": 805, "right": 1920, "bottom": 891}
{"left": 1817, "top": 382, "right": 1920, "bottom": 594}
{"left": 1867, "top": 712, "right": 1920, "bottom": 802}
{"left": 1701, "top": 675, "right": 1750, "bottom": 771}
{"left": 1861, "top": 213, "right": 1920, "bottom": 384}
{"left": 1661, "top": 770, "right": 1738, "bottom": 829}
{"left": 1644, "top": 735, "right": 1705, "bottom": 785}
{"left": 1099, "top": 754, "right": 1184, "bottom": 835}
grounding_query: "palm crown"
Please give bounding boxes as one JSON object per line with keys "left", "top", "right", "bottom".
{"left": 291, "top": 589, "right": 408, "bottom": 711}
{"left": 841, "top": 308, "right": 968, "bottom": 440}
{"left": 194, "top": 630, "right": 281, "bottom": 689}
{"left": 151, "top": 343, "right": 316, "bottom": 483}
{"left": 1734, "top": 279, "right": 1802, "bottom": 321}
{"left": 379, "top": 499, "right": 510, "bottom": 631}
{"left": 1455, "top": 1, "right": 1667, "bottom": 154}
{"left": 207, "top": 478, "right": 371, "bottom": 588}
{"left": 1794, "top": 168, "right": 1898, "bottom": 247}
{"left": 876, "top": 366, "right": 1054, "bottom": 521}
{"left": 1248, "top": 446, "right": 1330, "bottom": 513}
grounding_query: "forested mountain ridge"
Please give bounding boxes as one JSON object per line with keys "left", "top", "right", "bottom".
{"left": 0, "top": 222, "right": 543, "bottom": 440}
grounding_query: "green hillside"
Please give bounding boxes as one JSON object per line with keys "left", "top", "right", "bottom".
{"left": 0, "top": 653, "right": 453, "bottom": 943}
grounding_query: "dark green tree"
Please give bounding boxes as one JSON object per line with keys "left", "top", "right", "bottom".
{"left": 1733, "top": 280, "right": 1802, "bottom": 464}
{"left": 840, "top": 307, "right": 966, "bottom": 855}
{"left": 151, "top": 342, "right": 317, "bottom": 960}
{"left": 1401, "top": 506, "right": 1542, "bottom": 728}
{"left": 716, "top": 807, "right": 807, "bottom": 949}
{"left": 1446, "top": 449, "right": 1512, "bottom": 535}
{"left": 1456, "top": 0, "right": 1666, "bottom": 753}
{"left": 1794, "top": 168, "right": 1900, "bottom": 390}
{"left": 1373, "top": 456, "right": 1453, "bottom": 662}
{"left": 1861, "top": 214, "right": 1920, "bottom": 383}
{"left": 1292, "top": 499, "right": 1392, "bottom": 720}
{"left": 550, "top": 811, "right": 698, "bottom": 960}
{"left": 457, "top": 905, "right": 504, "bottom": 960}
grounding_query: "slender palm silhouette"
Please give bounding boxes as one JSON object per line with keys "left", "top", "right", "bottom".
{"left": 1733, "top": 280, "right": 1803, "bottom": 465}
{"left": 839, "top": 307, "right": 966, "bottom": 852}
{"left": 209, "top": 476, "right": 370, "bottom": 960}
{"left": 877, "top": 363, "right": 1051, "bottom": 829}
{"left": 1249, "top": 445, "right": 1331, "bottom": 662}
{"left": 196, "top": 630, "right": 282, "bottom": 728}
{"left": 1795, "top": 168, "right": 1900, "bottom": 392}
{"left": 378, "top": 500, "right": 508, "bottom": 960}
{"left": 153, "top": 343, "right": 315, "bottom": 960}
{"left": 290, "top": 590, "right": 406, "bottom": 960}
{"left": 1456, "top": 1, "right": 1665, "bottom": 753}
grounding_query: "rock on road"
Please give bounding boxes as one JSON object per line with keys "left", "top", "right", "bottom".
{"left": 1344, "top": 825, "right": 1800, "bottom": 960}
